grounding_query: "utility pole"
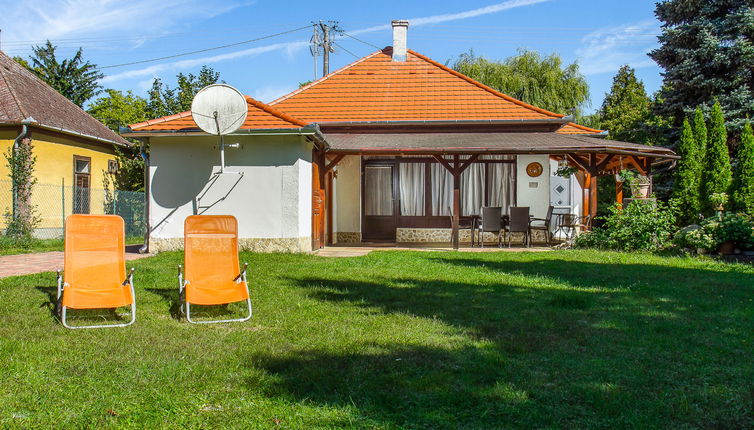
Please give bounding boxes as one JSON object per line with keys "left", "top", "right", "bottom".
{"left": 310, "top": 21, "right": 340, "bottom": 78}
{"left": 321, "top": 22, "right": 331, "bottom": 77}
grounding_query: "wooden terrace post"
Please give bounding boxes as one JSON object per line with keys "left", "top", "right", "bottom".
{"left": 452, "top": 155, "right": 461, "bottom": 250}
{"left": 589, "top": 174, "right": 598, "bottom": 223}
{"left": 615, "top": 178, "right": 623, "bottom": 209}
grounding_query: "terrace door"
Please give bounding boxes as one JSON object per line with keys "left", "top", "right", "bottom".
{"left": 362, "top": 163, "right": 397, "bottom": 241}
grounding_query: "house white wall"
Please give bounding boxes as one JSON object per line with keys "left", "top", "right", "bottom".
{"left": 516, "top": 154, "right": 551, "bottom": 218}
{"left": 148, "top": 134, "right": 313, "bottom": 253}
{"left": 333, "top": 155, "right": 361, "bottom": 243}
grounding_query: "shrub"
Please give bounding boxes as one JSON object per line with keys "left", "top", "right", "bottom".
{"left": 574, "top": 199, "right": 677, "bottom": 252}
{"left": 673, "top": 224, "right": 716, "bottom": 251}
{"left": 673, "top": 212, "right": 754, "bottom": 253}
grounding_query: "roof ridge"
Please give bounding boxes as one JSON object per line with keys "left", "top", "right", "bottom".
{"left": 406, "top": 49, "right": 564, "bottom": 119}
{"left": 562, "top": 122, "right": 603, "bottom": 134}
{"left": 268, "top": 49, "right": 385, "bottom": 106}
{"left": 128, "top": 95, "right": 308, "bottom": 130}
{"left": 245, "top": 96, "right": 307, "bottom": 126}
{"left": 0, "top": 51, "right": 127, "bottom": 146}
{"left": 130, "top": 111, "right": 192, "bottom": 130}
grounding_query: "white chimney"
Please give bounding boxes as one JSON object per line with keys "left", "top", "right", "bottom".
{"left": 391, "top": 20, "right": 409, "bottom": 62}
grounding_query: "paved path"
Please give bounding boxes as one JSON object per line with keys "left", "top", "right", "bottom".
{"left": 0, "top": 249, "right": 153, "bottom": 278}
{"left": 315, "top": 244, "right": 551, "bottom": 258}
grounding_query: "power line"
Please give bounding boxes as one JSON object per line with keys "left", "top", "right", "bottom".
{"left": 342, "top": 32, "right": 381, "bottom": 50}
{"left": 96, "top": 25, "right": 310, "bottom": 70}
{"left": 333, "top": 41, "right": 360, "bottom": 59}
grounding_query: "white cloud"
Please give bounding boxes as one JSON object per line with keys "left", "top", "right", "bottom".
{"left": 1, "top": 0, "right": 241, "bottom": 48}
{"left": 576, "top": 19, "right": 660, "bottom": 76}
{"left": 351, "top": 0, "right": 551, "bottom": 35}
{"left": 99, "top": 0, "right": 550, "bottom": 84}
{"left": 100, "top": 41, "right": 309, "bottom": 83}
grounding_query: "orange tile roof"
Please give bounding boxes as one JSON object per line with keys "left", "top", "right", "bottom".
{"left": 557, "top": 122, "right": 605, "bottom": 135}
{"left": 269, "top": 48, "right": 567, "bottom": 123}
{"left": 129, "top": 96, "right": 307, "bottom": 131}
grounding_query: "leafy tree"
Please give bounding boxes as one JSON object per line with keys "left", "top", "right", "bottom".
{"left": 88, "top": 89, "right": 149, "bottom": 132}
{"left": 671, "top": 118, "right": 702, "bottom": 224}
{"left": 147, "top": 65, "right": 221, "bottom": 117}
{"left": 19, "top": 40, "right": 103, "bottom": 107}
{"left": 649, "top": 1, "right": 754, "bottom": 130}
{"left": 731, "top": 121, "right": 754, "bottom": 214}
{"left": 700, "top": 101, "right": 732, "bottom": 213}
{"left": 692, "top": 108, "right": 708, "bottom": 161}
{"left": 451, "top": 49, "right": 590, "bottom": 116}
{"left": 599, "top": 65, "right": 651, "bottom": 143}
{"left": 88, "top": 90, "right": 151, "bottom": 191}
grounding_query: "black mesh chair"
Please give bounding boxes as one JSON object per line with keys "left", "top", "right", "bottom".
{"left": 530, "top": 205, "right": 554, "bottom": 245}
{"left": 476, "top": 206, "right": 503, "bottom": 248}
{"left": 554, "top": 213, "right": 592, "bottom": 241}
{"left": 505, "top": 206, "right": 531, "bottom": 247}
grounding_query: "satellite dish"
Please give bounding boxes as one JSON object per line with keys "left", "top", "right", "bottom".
{"left": 191, "top": 84, "right": 247, "bottom": 174}
{"left": 191, "top": 84, "right": 247, "bottom": 136}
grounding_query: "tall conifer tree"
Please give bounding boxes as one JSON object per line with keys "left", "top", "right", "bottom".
{"left": 731, "top": 122, "right": 754, "bottom": 214}
{"left": 672, "top": 118, "right": 701, "bottom": 224}
{"left": 700, "top": 101, "right": 732, "bottom": 212}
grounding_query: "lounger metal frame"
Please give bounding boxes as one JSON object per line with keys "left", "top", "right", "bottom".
{"left": 57, "top": 268, "right": 136, "bottom": 329}
{"left": 178, "top": 264, "right": 252, "bottom": 324}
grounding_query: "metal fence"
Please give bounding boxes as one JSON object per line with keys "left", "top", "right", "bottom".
{"left": 0, "top": 179, "right": 145, "bottom": 239}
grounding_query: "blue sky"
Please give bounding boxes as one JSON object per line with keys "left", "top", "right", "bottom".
{"left": 1, "top": 0, "right": 662, "bottom": 114}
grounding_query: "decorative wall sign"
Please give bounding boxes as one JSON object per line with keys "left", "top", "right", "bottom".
{"left": 526, "top": 162, "right": 543, "bottom": 177}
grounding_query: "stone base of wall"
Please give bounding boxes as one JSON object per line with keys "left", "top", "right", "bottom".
{"left": 396, "top": 228, "right": 550, "bottom": 245}
{"left": 335, "top": 232, "right": 361, "bottom": 244}
{"left": 150, "top": 236, "right": 311, "bottom": 253}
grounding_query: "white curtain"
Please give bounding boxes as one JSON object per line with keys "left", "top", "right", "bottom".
{"left": 431, "top": 164, "right": 452, "bottom": 215}
{"left": 364, "top": 166, "right": 393, "bottom": 216}
{"left": 488, "top": 162, "right": 515, "bottom": 212}
{"left": 399, "top": 163, "right": 425, "bottom": 216}
{"left": 461, "top": 163, "right": 485, "bottom": 215}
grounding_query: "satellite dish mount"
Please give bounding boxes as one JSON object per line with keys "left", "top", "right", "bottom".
{"left": 191, "top": 84, "right": 247, "bottom": 174}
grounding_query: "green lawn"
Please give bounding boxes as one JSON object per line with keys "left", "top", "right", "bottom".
{"left": 0, "top": 250, "right": 752, "bottom": 428}
{"left": 0, "top": 236, "right": 143, "bottom": 255}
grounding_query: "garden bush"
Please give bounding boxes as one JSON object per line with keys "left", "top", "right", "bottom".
{"left": 674, "top": 212, "right": 754, "bottom": 253}
{"left": 574, "top": 199, "right": 676, "bottom": 252}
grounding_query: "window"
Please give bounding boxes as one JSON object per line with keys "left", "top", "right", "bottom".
{"left": 399, "top": 163, "right": 425, "bottom": 216}
{"left": 108, "top": 159, "right": 118, "bottom": 174}
{"left": 73, "top": 156, "right": 91, "bottom": 214}
{"left": 74, "top": 158, "right": 90, "bottom": 174}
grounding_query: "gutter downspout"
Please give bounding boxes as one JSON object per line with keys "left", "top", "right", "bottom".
{"left": 138, "top": 139, "right": 150, "bottom": 254}
{"left": 12, "top": 118, "right": 35, "bottom": 220}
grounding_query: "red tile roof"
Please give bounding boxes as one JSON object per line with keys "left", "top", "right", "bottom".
{"left": 557, "top": 122, "right": 605, "bottom": 135}
{"left": 129, "top": 47, "right": 604, "bottom": 135}
{"left": 0, "top": 50, "right": 128, "bottom": 146}
{"left": 130, "top": 96, "right": 307, "bottom": 131}
{"left": 269, "top": 48, "right": 568, "bottom": 123}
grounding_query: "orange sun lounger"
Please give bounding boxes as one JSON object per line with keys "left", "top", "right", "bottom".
{"left": 57, "top": 215, "right": 136, "bottom": 329}
{"left": 179, "top": 215, "right": 251, "bottom": 324}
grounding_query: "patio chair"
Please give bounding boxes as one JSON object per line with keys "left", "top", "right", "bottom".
{"left": 476, "top": 206, "right": 504, "bottom": 248}
{"left": 554, "top": 214, "right": 592, "bottom": 241}
{"left": 57, "top": 215, "right": 136, "bottom": 329}
{"left": 178, "top": 215, "right": 251, "bottom": 324}
{"left": 529, "top": 205, "right": 554, "bottom": 245}
{"left": 505, "top": 207, "right": 532, "bottom": 247}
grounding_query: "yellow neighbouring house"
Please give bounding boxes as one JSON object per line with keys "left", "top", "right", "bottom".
{"left": 0, "top": 50, "right": 130, "bottom": 238}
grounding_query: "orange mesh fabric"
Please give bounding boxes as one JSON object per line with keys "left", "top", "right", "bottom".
{"left": 62, "top": 215, "right": 132, "bottom": 309}
{"left": 184, "top": 215, "right": 249, "bottom": 306}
